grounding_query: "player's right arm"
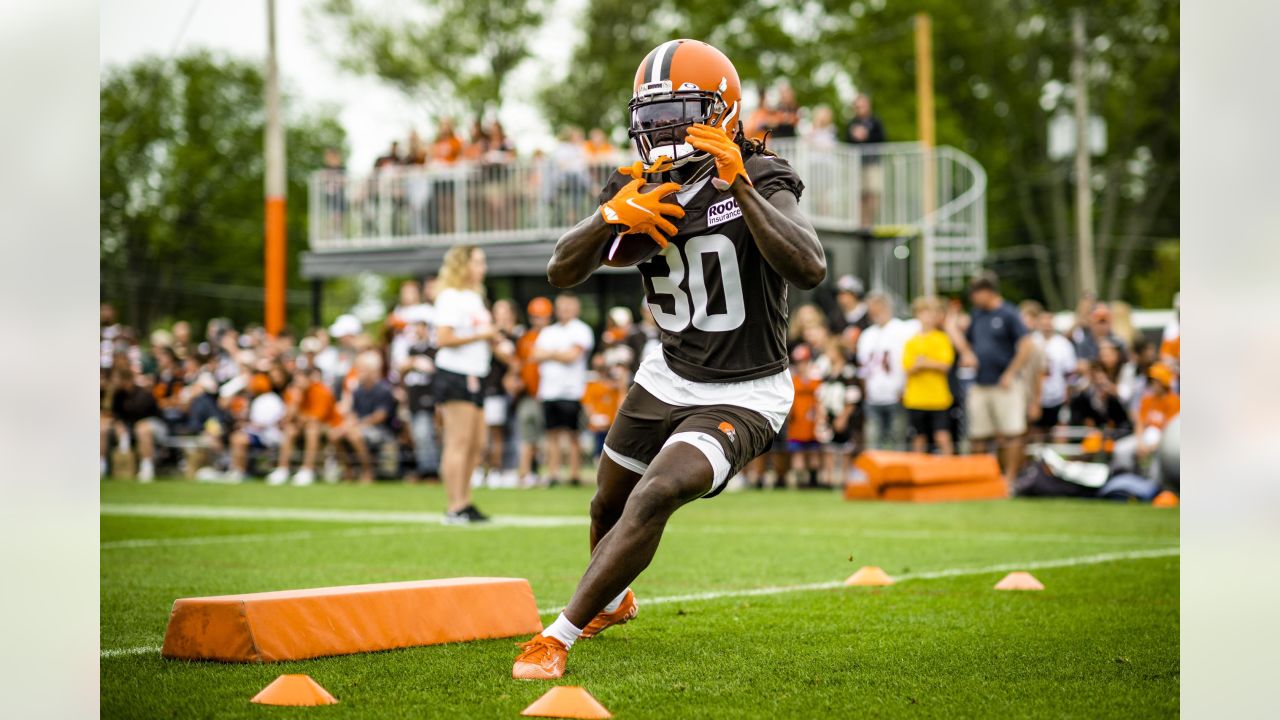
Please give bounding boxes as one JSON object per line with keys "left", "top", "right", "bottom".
{"left": 547, "top": 164, "right": 681, "bottom": 288}
{"left": 547, "top": 211, "right": 615, "bottom": 289}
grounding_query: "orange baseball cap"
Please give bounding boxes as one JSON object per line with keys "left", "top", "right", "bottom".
{"left": 527, "top": 297, "right": 553, "bottom": 318}
{"left": 1148, "top": 362, "right": 1174, "bottom": 388}
{"left": 249, "top": 373, "right": 272, "bottom": 395}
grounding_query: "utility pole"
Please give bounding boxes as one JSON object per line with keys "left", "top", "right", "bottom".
{"left": 914, "top": 12, "right": 937, "bottom": 296}
{"left": 1071, "top": 8, "right": 1096, "bottom": 301}
{"left": 264, "top": 0, "right": 287, "bottom": 335}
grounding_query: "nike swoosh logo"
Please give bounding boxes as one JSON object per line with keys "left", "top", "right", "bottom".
{"left": 625, "top": 198, "right": 655, "bottom": 217}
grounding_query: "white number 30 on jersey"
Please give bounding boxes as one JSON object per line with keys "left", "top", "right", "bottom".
{"left": 645, "top": 233, "right": 747, "bottom": 333}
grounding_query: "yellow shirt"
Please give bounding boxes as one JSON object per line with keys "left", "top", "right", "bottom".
{"left": 902, "top": 330, "right": 955, "bottom": 410}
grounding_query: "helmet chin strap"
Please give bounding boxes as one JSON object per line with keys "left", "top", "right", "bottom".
{"left": 666, "top": 155, "right": 715, "bottom": 185}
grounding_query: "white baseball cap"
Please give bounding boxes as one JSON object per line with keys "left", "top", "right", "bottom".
{"left": 837, "top": 275, "right": 864, "bottom": 296}
{"left": 328, "top": 314, "right": 363, "bottom": 338}
{"left": 608, "top": 307, "right": 633, "bottom": 327}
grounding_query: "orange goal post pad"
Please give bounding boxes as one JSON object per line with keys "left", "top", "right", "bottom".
{"left": 161, "top": 577, "right": 543, "bottom": 663}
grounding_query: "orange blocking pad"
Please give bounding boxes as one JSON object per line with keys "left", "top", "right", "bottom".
{"left": 848, "top": 451, "right": 1006, "bottom": 502}
{"left": 842, "top": 479, "right": 878, "bottom": 500}
{"left": 522, "top": 686, "right": 612, "bottom": 719}
{"left": 162, "top": 577, "right": 543, "bottom": 662}
{"left": 251, "top": 674, "right": 338, "bottom": 706}
{"left": 880, "top": 478, "right": 1009, "bottom": 502}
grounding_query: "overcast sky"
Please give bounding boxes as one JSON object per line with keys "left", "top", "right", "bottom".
{"left": 101, "top": 0, "right": 587, "bottom": 171}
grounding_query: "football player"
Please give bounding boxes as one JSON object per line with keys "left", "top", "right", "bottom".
{"left": 513, "top": 39, "right": 825, "bottom": 680}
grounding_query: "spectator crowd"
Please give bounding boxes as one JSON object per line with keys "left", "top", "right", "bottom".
{"left": 100, "top": 244, "right": 656, "bottom": 523}
{"left": 102, "top": 255, "right": 1180, "bottom": 515}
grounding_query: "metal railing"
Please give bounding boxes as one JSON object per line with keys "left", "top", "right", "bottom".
{"left": 308, "top": 140, "right": 986, "bottom": 287}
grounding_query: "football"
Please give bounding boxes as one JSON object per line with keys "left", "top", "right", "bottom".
{"left": 601, "top": 183, "right": 677, "bottom": 268}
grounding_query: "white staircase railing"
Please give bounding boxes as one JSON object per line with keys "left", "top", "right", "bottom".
{"left": 768, "top": 139, "right": 987, "bottom": 293}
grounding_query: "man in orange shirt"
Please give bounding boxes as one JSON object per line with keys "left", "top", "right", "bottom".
{"left": 1136, "top": 364, "right": 1179, "bottom": 444}
{"left": 582, "top": 128, "right": 617, "bottom": 160}
{"left": 515, "top": 297, "right": 553, "bottom": 487}
{"left": 269, "top": 366, "right": 341, "bottom": 486}
{"left": 1114, "top": 363, "right": 1179, "bottom": 475}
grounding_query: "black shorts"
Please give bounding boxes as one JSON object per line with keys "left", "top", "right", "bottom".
{"left": 907, "top": 408, "right": 949, "bottom": 439}
{"left": 543, "top": 400, "right": 582, "bottom": 431}
{"left": 433, "top": 369, "right": 483, "bottom": 407}
{"left": 603, "top": 383, "right": 776, "bottom": 499}
{"left": 1034, "top": 403, "right": 1064, "bottom": 430}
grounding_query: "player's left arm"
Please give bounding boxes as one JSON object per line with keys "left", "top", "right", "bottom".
{"left": 733, "top": 185, "right": 825, "bottom": 290}
{"left": 686, "top": 124, "right": 825, "bottom": 289}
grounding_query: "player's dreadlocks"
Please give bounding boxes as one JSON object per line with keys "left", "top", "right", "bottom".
{"left": 734, "top": 123, "right": 777, "bottom": 158}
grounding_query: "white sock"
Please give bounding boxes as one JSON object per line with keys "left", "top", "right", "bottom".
{"left": 602, "top": 588, "right": 630, "bottom": 614}
{"left": 541, "top": 613, "right": 583, "bottom": 649}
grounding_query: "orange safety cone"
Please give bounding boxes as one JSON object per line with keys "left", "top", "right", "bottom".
{"left": 1152, "top": 490, "right": 1179, "bottom": 508}
{"left": 844, "top": 566, "right": 895, "bottom": 586}
{"left": 994, "top": 572, "right": 1045, "bottom": 591}
{"left": 521, "top": 686, "right": 612, "bottom": 719}
{"left": 250, "top": 674, "right": 338, "bottom": 706}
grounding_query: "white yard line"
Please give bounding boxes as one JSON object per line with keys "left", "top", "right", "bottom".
{"left": 100, "top": 645, "right": 162, "bottom": 659}
{"left": 677, "top": 525, "right": 1173, "bottom": 546}
{"left": 535, "top": 546, "right": 1179, "bottom": 613}
{"left": 101, "top": 525, "right": 434, "bottom": 550}
{"left": 100, "top": 546, "right": 1177, "bottom": 659}
{"left": 100, "top": 503, "right": 589, "bottom": 528}
{"left": 102, "top": 503, "right": 1171, "bottom": 547}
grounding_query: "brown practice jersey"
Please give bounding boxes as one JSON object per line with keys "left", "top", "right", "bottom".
{"left": 597, "top": 151, "right": 806, "bottom": 383}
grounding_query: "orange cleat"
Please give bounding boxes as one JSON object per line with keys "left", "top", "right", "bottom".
{"left": 579, "top": 590, "right": 638, "bottom": 639}
{"left": 512, "top": 635, "right": 568, "bottom": 680}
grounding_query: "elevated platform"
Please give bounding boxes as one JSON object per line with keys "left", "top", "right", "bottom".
{"left": 303, "top": 139, "right": 986, "bottom": 296}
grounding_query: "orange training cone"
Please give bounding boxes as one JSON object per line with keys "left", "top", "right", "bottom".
{"left": 250, "top": 674, "right": 338, "bottom": 706}
{"left": 844, "top": 566, "right": 895, "bottom": 586}
{"left": 1152, "top": 490, "right": 1179, "bottom": 508}
{"left": 994, "top": 572, "right": 1045, "bottom": 591}
{"left": 521, "top": 686, "right": 612, "bottom": 719}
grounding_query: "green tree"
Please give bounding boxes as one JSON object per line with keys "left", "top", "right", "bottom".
{"left": 539, "top": 0, "right": 840, "bottom": 136}
{"left": 100, "top": 51, "right": 345, "bottom": 332}
{"left": 1131, "top": 239, "right": 1179, "bottom": 308}
{"left": 543, "top": 0, "right": 1178, "bottom": 308}
{"left": 313, "top": 0, "right": 548, "bottom": 119}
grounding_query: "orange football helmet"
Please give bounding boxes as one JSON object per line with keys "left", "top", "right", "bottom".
{"left": 628, "top": 39, "right": 743, "bottom": 168}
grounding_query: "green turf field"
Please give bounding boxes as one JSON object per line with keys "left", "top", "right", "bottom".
{"left": 101, "top": 479, "right": 1179, "bottom": 718}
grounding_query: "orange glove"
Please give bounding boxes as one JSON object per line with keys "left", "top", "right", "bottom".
{"left": 685, "top": 123, "right": 751, "bottom": 189}
{"left": 600, "top": 177, "right": 684, "bottom": 248}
